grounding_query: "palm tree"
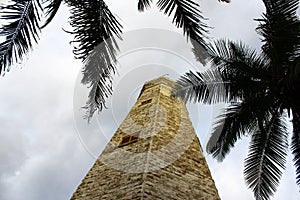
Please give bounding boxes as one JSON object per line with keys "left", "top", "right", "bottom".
{"left": 0, "top": 0, "right": 230, "bottom": 120}
{"left": 175, "top": 0, "right": 300, "bottom": 199}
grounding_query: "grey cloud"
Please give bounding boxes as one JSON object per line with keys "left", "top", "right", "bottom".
{"left": 0, "top": 1, "right": 300, "bottom": 200}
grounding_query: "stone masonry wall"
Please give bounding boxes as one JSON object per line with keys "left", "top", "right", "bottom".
{"left": 70, "top": 77, "right": 221, "bottom": 200}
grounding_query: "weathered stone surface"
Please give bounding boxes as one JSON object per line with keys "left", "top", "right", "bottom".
{"left": 71, "top": 77, "right": 221, "bottom": 200}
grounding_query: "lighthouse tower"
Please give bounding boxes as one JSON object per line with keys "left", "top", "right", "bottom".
{"left": 71, "top": 77, "right": 220, "bottom": 199}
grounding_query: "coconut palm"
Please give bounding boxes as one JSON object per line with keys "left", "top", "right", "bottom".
{"left": 0, "top": 0, "right": 231, "bottom": 120}
{"left": 175, "top": 0, "right": 300, "bottom": 199}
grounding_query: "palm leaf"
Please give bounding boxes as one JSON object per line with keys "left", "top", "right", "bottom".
{"left": 257, "top": 0, "right": 300, "bottom": 76}
{"left": 207, "top": 103, "right": 257, "bottom": 161}
{"left": 208, "top": 39, "right": 271, "bottom": 79}
{"left": 0, "top": 0, "right": 43, "bottom": 75}
{"left": 206, "top": 94, "right": 273, "bottom": 162}
{"left": 244, "top": 111, "right": 288, "bottom": 200}
{"left": 156, "top": 0, "right": 209, "bottom": 63}
{"left": 66, "top": 0, "right": 122, "bottom": 61}
{"left": 206, "top": 39, "right": 272, "bottom": 99}
{"left": 174, "top": 69, "right": 230, "bottom": 104}
{"left": 156, "top": 0, "right": 208, "bottom": 39}
{"left": 138, "top": 0, "right": 153, "bottom": 11}
{"left": 207, "top": 92, "right": 276, "bottom": 161}
{"left": 40, "top": 0, "right": 63, "bottom": 29}
{"left": 65, "top": 0, "right": 122, "bottom": 121}
{"left": 81, "top": 39, "right": 118, "bottom": 121}
{"left": 291, "top": 108, "right": 300, "bottom": 186}
{"left": 175, "top": 40, "right": 271, "bottom": 104}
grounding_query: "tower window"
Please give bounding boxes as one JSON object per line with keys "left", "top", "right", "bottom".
{"left": 119, "top": 132, "right": 140, "bottom": 147}
{"left": 140, "top": 99, "right": 152, "bottom": 106}
{"left": 121, "top": 135, "right": 131, "bottom": 144}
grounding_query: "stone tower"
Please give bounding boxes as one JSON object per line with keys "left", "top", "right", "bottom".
{"left": 71, "top": 77, "right": 220, "bottom": 199}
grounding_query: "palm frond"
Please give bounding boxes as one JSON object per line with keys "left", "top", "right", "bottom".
{"left": 208, "top": 39, "right": 270, "bottom": 79}
{"left": 156, "top": 0, "right": 208, "bottom": 40}
{"left": 0, "top": 0, "right": 43, "bottom": 75}
{"left": 262, "top": 0, "right": 274, "bottom": 10}
{"left": 156, "top": 0, "right": 209, "bottom": 63}
{"left": 174, "top": 69, "right": 230, "bottom": 104}
{"left": 207, "top": 103, "right": 256, "bottom": 161}
{"left": 244, "top": 112, "right": 288, "bottom": 200}
{"left": 257, "top": 0, "right": 300, "bottom": 75}
{"left": 138, "top": 0, "right": 153, "bottom": 11}
{"left": 40, "top": 0, "right": 63, "bottom": 29}
{"left": 66, "top": 0, "right": 122, "bottom": 120}
{"left": 66, "top": 0, "right": 122, "bottom": 60}
{"left": 204, "top": 39, "right": 273, "bottom": 100}
{"left": 191, "top": 38, "right": 210, "bottom": 65}
{"left": 206, "top": 92, "right": 276, "bottom": 161}
{"left": 81, "top": 39, "right": 117, "bottom": 121}
{"left": 174, "top": 46, "right": 269, "bottom": 105}
{"left": 291, "top": 109, "right": 300, "bottom": 186}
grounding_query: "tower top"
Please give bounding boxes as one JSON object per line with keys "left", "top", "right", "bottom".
{"left": 139, "top": 76, "right": 177, "bottom": 99}
{"left": 144, "top": 76, "right": 176, "bottom": 89}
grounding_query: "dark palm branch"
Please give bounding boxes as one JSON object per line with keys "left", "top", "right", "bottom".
{"left": 206, "top": 102, "right": 256, "bottom": 162}
{"left": 156, "top": 0, "right": 207, "bottom": 39}
{"left": 81, "top": 39, "right": 118, "bottom": 121}
{"left": 156, "top": 0, "right": 209, "bottom": 63}
{"left": 0, "top": 0, "right": 43, "bottom": 75}
{"left": 66, "top": 0, "right": 122, "bottom": 121}
{"left": 207, "top": 39, "right": 271, "bottom": 99}
{"left": 138, "top": 0, "right": 153, "bottom": 11}
{"left": 291, "top": 109, "right": 300, "bottom": 185}
{"left": 244, "top": 111, "right": 288, "bottom": 200}
{"left": 174, "top": 69, "right": 230, "bottom": 104}
{"left": 40, "top": 0, "right": 63, "bottom": 29}
{"left": 207, "top": 39, "right": 270, "bottom": 79}
{"left": 175, "top": 39, "right": 270, "bottom": 104}
{"left": 257, "top": 0, "right": 300, "bottom": 76}
{"left": 206, "top": 94, "right": 275, "bottom": 162}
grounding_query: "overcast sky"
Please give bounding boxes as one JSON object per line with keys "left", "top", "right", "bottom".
{"left": 0, "top": 0, "right": 300, "bottom": 199}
